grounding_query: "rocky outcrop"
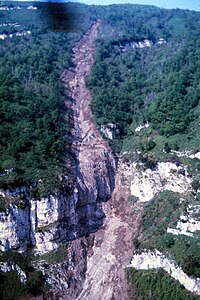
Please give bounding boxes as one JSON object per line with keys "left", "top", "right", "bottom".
{"left": 0, "top": 262, "right": 27, "bottom": 283}
{"left": 130, "top": 249, "right": 200, "bottom": 296}
{"left": 0, "top": 30, "right": 31, "bottom": 40}
{"left": 172, "top": 150, "right": 200, "bottom": 160}
{"left": 121, "top": 38, "right": 166, "bottom": 51}
{"left": 135, "top": 123, "right": 149, "bottom": 132}
{"left": 100, "top": 123, "right": 120, "bottom": 139}
{"left": 38, "top": 238, "right": 89, "bottom": 300}
{"left": 120, "top": 160, "right": 192, "bottom": 202}
{"left": 167, "top": 203, "right": 200, "bottom": 237}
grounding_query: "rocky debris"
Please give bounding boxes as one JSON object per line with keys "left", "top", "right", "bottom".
{"left": 130, "top": 249, "right": 200, "bottom": 296}
{"left": 0, "top": 21, "right": 115, "bottom": 257}
{"left": 0, "top": 20, "right": 116, "bottom": 299}
{"left": 55, "top": 20, "right": 143, "bottom": 299}
{"left": 40, "top": 238, "right": 88, "bottom": 300}
{"left": 62, "top": 19, "right": 116, "bottom": 239}
{"left": 40, "top": 21, "right": 116, "bottom": 298}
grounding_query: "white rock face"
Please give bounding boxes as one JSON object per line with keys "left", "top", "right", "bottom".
{"left": 0, "top": 146, "right": 115, "bottom": 255}
{"left": 27, "top": 5, "right": 37, "bottom": 10}
{"left": 171, "top": 150, "right": 200, "bottom": 160}
{"left": 122, "top": 38, "right": 166, "bottom": 51}
{"left": 0, "top": 191, "right": 78, "bottom": 254}
{"left": 35, "top": 196, "right": 60, "bottom": 228}
{"left": 135, "top": 123, "right": 149, "bottom": 132}
{"left": 130, "top": 249, "right": 200, "bottom": 295}
{"left": 35, "top": 229, "right": 60, "bottom": 254}
{"left": 0, "top": 204, "right": 30, "bottom": 252}
{"left": 125, "top": 162, "right": 192, "bottom": 202}
{"left": 100, "top": 123, "right": 119, "bottom": 140}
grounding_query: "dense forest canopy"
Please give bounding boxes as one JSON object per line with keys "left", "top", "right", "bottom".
{"left": 86, "top": 5, "right": 200, "bottom": 153}
{"left": 0, "top": 2, "right": 95, "bottom": 194}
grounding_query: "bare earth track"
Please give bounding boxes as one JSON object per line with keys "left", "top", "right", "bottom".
{"left": 62, "top": 22, "right": 143, "bottom": 300}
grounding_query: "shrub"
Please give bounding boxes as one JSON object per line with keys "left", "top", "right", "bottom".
{"left": 128, "top": 195, "right": 139, "bottom": 204}
{"left": 126, "top": 268, "right": 199, "bottom": 300}
{"left": 146, "top": 140, "right": 156, "bottom": 151}
{"left": 192, "top": 179, "right": 200, "bottom": 192}
{"left": 0, "top": 196, "right": 6, "bottom": 212}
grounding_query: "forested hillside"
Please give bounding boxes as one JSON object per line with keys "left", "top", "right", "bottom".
{"left": 86, "top": 5, "right": 200, "bottom": 154}
{"left": 0, "top": 2, "right": 96, "bottom": 196}
{"left": 0, "top": 3, "right": 97, "bottom": 298}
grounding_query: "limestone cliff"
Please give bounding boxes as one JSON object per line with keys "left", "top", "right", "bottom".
{"left": 120, "top": 159, "right": 195, "bottom": 202}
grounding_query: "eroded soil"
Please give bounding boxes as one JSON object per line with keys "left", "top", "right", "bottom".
{"left": 62, "top": 21, "right": 143, "bottom": 300}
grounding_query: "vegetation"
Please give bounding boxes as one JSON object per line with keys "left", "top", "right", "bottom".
{"left": 0, "top": 250, "right": 47, "bottom": 299}
{"left": 0, "top": 241, "right": 68, "bottom": 298}
{"left": 135, "top": 191, "right": 200, "bottom": 278}
{"left": 1, "top": 3, "right": 199, "bottom": 188}
{"left": 0, "top": 2, "right": 95, "bottom": 196}
{"left": 127, "top": 268, "right": 199, "bottom": 300}
{"left": 34, "top": 242, "right": 68, "bottom": 265}
{"left": 0, "top": 3, "right": 93, "bottom": 297}
{"left": 86, "top": 5, "right": 200, "bottom": 153}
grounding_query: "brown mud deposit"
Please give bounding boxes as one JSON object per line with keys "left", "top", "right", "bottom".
{"left": 62, "top": 21, "right": 143, "bottom": 299}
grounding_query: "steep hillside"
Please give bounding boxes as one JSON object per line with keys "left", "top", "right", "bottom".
{"left": 87, "top": 5, "right": 200, "bottom": 154}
